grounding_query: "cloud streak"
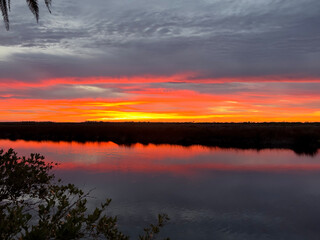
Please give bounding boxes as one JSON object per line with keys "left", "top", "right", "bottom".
{"left": 0, "top": 77, "right": 319, "bottom": 122}
{"left": 0, "top": 0, "right": 319, "bottom": 121}
{"left": 1, "top": 0, "right": 320, "bottom": 80}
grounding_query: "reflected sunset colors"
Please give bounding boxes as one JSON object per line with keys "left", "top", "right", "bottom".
{"left": 2, "top": 140, "right": 320, "bottom": 239}
{"left": 1, "top": 139, "right": 319, "bottom": 175}
{"left": 1, "top": 0, "right": 320, "bottom": 239}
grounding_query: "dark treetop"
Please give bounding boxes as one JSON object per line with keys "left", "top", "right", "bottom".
{"left": 0, "top": 122, "right": 319, "bottom": 155}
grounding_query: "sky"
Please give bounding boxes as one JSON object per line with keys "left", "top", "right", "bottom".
{"left": 0, "top": 0, "right": 319, "bottom": 122}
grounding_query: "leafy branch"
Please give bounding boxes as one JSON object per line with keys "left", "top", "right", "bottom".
{"left": 0, "top": 149, "right": 170, "bottom": 240}
{"left": 0, "top": 0, "right": 52, "bottom": 30}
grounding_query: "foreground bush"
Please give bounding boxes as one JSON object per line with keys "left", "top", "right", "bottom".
{"left": 0, "top": 148, "right": 169, "bottom": 240}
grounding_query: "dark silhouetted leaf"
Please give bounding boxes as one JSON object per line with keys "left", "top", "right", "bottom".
{"left": 0, "top": 0, "right": 9, "bottom": 30}
{"left": 26, "top": 0, "right": 39, "bottom": 22}
{"left": 44, "top": 0, "right": 51, "bottom": 13}
{"left": 1, "top": 0, "right": 53, "bottom": 30}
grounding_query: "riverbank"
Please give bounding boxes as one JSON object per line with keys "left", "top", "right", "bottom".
{"left": 0, "top": 122, "right": 319, "bottom": 155}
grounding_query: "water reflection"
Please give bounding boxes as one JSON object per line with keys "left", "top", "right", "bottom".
{"left": 1, "top": 140, "right": 319, "bottom": 174}
{"left": 1, "top": 140, "right": 320, "bottom": 239}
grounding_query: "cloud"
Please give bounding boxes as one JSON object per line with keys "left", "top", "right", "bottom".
{"left": 0, "top": 83, "right": 128, "bottom": 99}
{"left": 0, "top": 0, "right": 319, "bottom": 81}
{"left": 0, "top": 0, "right": 319, "bottom": 122}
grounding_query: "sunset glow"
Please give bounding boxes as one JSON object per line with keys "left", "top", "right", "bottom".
{"left": 0, "top": 75, "right": 319, "bottom": 122}
{"left": 1, "top": 1, "right": 320, "bottom": 239}
{"left": 1, "top": 0, "right": 319, "bottom": 123}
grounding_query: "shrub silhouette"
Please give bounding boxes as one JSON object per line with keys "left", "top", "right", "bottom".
{"left": 0, "top": 122, "right": 319, "bottom": 155}
{"left": 0, "top": 148, "right": 169, "bottom": 240}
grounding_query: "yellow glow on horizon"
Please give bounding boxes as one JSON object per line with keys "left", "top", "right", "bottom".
{"left": 87, "top": 111, "right": 243, "bottom": 122}
{"left": 0, "top": 75, "right": 319, "bottom": 122}
{"left": 0, "top": 97, "right": 319, "bottom": 123}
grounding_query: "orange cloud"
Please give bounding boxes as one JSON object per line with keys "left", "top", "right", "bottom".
{"left": 0, "top": 75, "right": 319, "bottom": 122}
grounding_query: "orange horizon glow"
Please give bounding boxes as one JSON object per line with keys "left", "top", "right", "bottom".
{"left": 0, "top": 74, "right": 320, "bottom": 122}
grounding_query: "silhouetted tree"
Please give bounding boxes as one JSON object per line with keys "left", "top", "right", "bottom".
{"left": 0, "top": 149, "right": 170, "bottom": 239}
{"left": 0, "top": 0, "right": 52, "bottom": 30}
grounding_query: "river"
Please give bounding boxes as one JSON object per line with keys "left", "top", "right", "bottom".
{"left": 1, "top": 139, "right": 320, "bottom": 240}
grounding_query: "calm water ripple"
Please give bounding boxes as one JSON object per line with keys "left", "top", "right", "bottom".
{"left": 1, "top": 139, "right": 320, "bottom": 240}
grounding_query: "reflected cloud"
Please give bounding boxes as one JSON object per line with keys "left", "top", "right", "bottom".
{"left": 1, "top": 140, "right": 319, "bottom": 176}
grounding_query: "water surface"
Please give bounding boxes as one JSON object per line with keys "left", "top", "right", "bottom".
{"left": 1, "top": 140, "right": 320, "bottom": 240}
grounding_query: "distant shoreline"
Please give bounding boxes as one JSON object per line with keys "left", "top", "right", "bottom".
{"left": 0, "top": 122, "right": 319, "bottom": 155}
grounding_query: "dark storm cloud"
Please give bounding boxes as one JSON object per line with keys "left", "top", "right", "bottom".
{"left": 0, "top": 0, "right": 320, "bottom": 81}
